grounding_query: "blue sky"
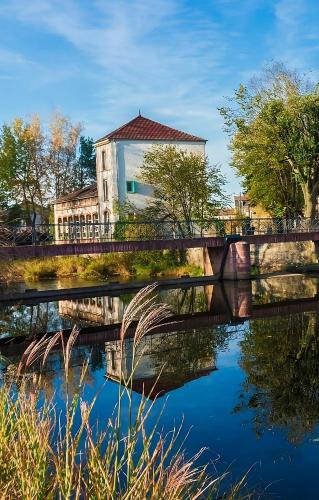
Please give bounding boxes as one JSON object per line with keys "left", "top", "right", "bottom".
{"left": 0, "top": 0, "right": 319, "bottom": 194}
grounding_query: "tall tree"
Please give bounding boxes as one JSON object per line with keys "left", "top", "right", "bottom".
{"left": 47, "top": 113, "right": 82, "bottom": 199}
{"left": 220, "top": 63, "right": 319, "bottom": 218}
{"left": 238, "top": 312, "right": 319, "bottom": 443}
{"left": 0, "top": 113, "right": 95, "bottom": 222}
{"left": 0, "top": 116, "right": 47, "bottom": 223}
{"left": 138, "top": 145, "right": 226, "bottom": 236}
{"left": 76, "top": 136, "right": 96, "bottom": 188}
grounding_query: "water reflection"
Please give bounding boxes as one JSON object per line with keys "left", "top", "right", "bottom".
{"left": 3, "top": 276, "right": 319, "bottom": 496}
{"left": 237, "top": 312, "right": 319, "bottom": 443}
{"left": 2, "top": 275, "right": 319, "bottom": 341}
{"left": 105, "top": 326, "right": 229, "bottom": 399}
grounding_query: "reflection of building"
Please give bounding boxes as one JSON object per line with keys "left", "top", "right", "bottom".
{"left": 53, "top": 114, "right": 206, "bottom": 240}
{"left": 59, "top": 296, "right": 123, "bottom": 325}
{"left": 105, "top": 330, "right": 216, "bottom": 399}
{"left": 58, "top": 287, "right": 210, "bottom": 327}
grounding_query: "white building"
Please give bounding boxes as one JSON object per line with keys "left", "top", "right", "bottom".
{"left": 53, "top": 114, "right": 206, "bottom": 239}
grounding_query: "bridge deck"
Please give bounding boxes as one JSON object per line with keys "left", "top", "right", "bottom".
{"left": 2, "top": 230, "right": 319, "bottom": 259}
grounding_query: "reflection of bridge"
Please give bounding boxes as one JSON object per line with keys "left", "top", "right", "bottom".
{"left": 2, "top": 218, "right": 319, "bottom": 279}
{"left": 2, "top": 279, "right": 319, "bottom": 358}
{"left": 2, "top": 279, "right": 319, "bottom": 399}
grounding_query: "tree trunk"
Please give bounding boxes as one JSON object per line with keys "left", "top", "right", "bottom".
{"left": 302, "top": 184, "right": 317, "bottom": 219}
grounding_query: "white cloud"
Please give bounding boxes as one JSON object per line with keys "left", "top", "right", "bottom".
{"left": 272, "top": 0, "right": 319, "bottom": 68}
{"left": 0, "top": 0, "right": 273, "bottom": 194}
{"left": 0, "top": 47, "right": 31, "bottom": 66}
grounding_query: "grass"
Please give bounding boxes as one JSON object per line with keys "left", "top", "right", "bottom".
{"left": 10, "top": 251, "right": 203, "bottom": 283}
{"left": 0, "top": 285, "right": 249, "bottom": 499}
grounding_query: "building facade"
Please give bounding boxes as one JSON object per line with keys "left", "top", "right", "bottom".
{"left": 53, "top": 114, "right": 206, "bottom": 240}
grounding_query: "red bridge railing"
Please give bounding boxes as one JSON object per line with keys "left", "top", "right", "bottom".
{"left": 1, "top": 217, "right": 319, "bottom": 246}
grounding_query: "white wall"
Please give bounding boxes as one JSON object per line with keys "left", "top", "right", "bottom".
{"left": 95, "top": 141, "right": 117, "bottom": 222}
{"left": 95, "top": 139, "right": 205, "bottom": 221}
{"left": 115, "top": 140, "right": 206, "bottom": 215}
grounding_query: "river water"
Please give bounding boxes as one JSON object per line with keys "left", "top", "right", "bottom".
{"left": 1, "top": 274, "right": 319, "bottom": 498}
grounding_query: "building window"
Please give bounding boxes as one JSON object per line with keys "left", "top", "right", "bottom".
{"left": 102, "top": 150, "right": 106, "bottom": 170}
{"left": 86, "top": 213, "right": 93, "bottom": 239}
{"left": 80, "top": 214, "right": 86, "bottom": 239}
{"left": 74, "top": 215, "right": 80, "bottom": 239}
{"left": 58, "top": 218, "right": 62, "bottom": 239}
{"left": 93, "top": 213, "right": 99, "bottom": 238}
{"left": 126, "top": 180, "right": 136, "bottom": 193}
{"left": 103, "top": 179, "right": 109, "bottom": 201}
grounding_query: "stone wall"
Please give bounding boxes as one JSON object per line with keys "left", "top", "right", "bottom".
{"left": 252, "top": 274, "right": 318, "bottom": 301}
{"left": 187, "top": 248, "right": 204, "bottom": 268}
{"left": 250, "top": 241, "right": 317, "bottom": 272}
{"left": 188, "top": 241, "right": 319, "bottom": 275}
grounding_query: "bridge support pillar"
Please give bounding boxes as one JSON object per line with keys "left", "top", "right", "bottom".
{"left": 204, "top": 241, "right": 251, "bottom": 280}
{"left": 209, "top": 281, "right": 252, "bottom": 319}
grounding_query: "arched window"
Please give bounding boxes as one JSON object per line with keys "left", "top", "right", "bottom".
{"left": 63, "top": 217, "right": 68, "bottom": 239}
{"left": 103, "top": 179, "right": 108, "bottom": 201}
{"left": 102, "top": 150, "right": 106, "bottom": 170}
{"left": 57, "top": 218, "right": 62, "bottom": 240}
{"left": 103, "top": 211, "right": 110, "bottom": 239}
{"left": 104, "top": 211, "right": 109, "bottom": 224}
{"left": 80, "top": 214, "right": 86, "bottom": 239}
{"left": 93, "top": 213, "right": 99, "bottom": 239}
{"left": 86, "top": 213, "right": 93, "bottom": 239}
{"left": 68, "top": 216, "right": 75, "bottom": 240}
{"left": 74, "top": 215, "right": 80, "bottom": 239}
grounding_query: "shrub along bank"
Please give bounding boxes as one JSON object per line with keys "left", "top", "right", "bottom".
{"left": 11, "top": 250, "right": 203, "bottom": 282}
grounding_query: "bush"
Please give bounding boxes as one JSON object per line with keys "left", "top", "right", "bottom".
{"left": 16, "top": 250, "right": 203, "bottom": 283}
{"left": 23, "top": 259, "right": 58, "bottom": 281}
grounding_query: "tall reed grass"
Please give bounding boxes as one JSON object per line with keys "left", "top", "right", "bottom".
{"left": 0, "top": 285, "right": 249, "bottom": 498}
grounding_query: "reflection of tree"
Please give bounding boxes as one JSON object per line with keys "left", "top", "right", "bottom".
{"left": 0, "top": 302, "right": 72, "bottom": 338}
{"left": 147, "top": 325, "right": 229, "bottom": 391}
{"left": 120, "top": 287, "right": 208, "bottom": 318}
{"left": 4, "top": 345, "right": 103, "bottom": 401}
{"left": 162, "top": 287, "right": 207, "bottom": 315}
{"left": 237, "top": 312, "right": 319, "bottom": 443}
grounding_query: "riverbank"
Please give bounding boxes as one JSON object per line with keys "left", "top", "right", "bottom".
{"left": 4, "top": 250, "right": 202, "bottom": 284}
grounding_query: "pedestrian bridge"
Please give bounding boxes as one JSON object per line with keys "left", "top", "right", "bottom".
{"left": 2, "top": 218, "right": 319, "bottom": 279}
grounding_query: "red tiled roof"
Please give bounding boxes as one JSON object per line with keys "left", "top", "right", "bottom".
{"left": 95, "top": 115, "right": 206, "bottom": 143}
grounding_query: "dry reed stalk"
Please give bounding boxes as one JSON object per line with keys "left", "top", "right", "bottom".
{"left": 0, "top": 285, "right": 251, "bottom": 499}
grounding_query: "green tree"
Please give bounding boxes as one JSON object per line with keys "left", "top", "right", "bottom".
{"left": 138, "top": 145, "right": 226, "bottom": 236}
{"left": 220, "top": 63, "right": 319, "bottom": 218}
{"left": 0, "top": 114, "right": 93, "bottom": 221}
{"left": 0, "top": 116, "right": 47, "bottom": 223}
{"left": 77, "top": 136, "right": 96, "bottom": 188}
{"left": 237, "top": 312, "right": 319, "bottom": 443}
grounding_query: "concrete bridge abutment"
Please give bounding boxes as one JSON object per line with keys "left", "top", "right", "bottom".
{"left": 208, "top": 281, "right": 253, "bottom": 319}
{"left": 204, "top": 241, "right": 251, "bottom": 280}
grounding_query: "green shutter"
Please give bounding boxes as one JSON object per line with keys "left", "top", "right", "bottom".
{"left": 126, "top": 180, "right": 136, "bottom": 193}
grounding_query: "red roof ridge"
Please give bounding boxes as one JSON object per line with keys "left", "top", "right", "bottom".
{"left": 95, "top": 115, "right": 206, "bottom": 143}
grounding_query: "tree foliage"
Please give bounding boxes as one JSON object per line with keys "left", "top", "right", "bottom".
{"left": 77, "top": 136, "right": 96, "bottom": 188}
{"left": 238, "top": 312, "right": 319, "bottom": 443}
{"left": 0, "top": 116, "right": 47, "bottom": 223}
{"left": 138, "top": 145, "right": 227, "bottom": 235}
{"left": 0, "top": 113, "right": 96, "bottom": 222}
{"left": 220, "top": 63, "right": 319, "bottom": 218}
